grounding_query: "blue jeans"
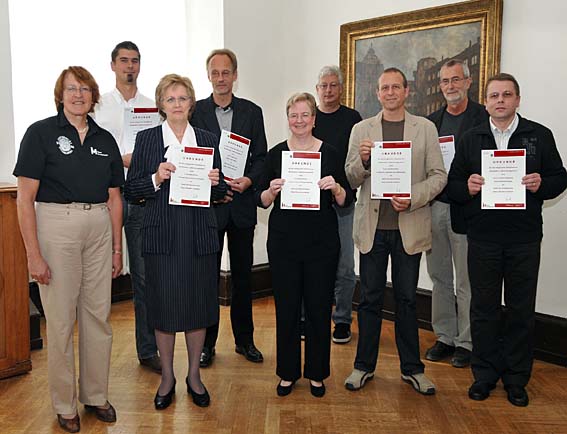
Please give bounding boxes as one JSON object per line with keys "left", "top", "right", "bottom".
{"left": 125, "top": 202, "right": 158, "bottom": 359}
{"left": 332, "top": 202, "right": 356, "bottom": 325}
{"left": 354, "top": 230, "right": 425, "bottom": 375}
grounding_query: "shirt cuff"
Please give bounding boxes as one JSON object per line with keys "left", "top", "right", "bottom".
{"left": 151, "top": 174, "right": 161, "bottom": 191}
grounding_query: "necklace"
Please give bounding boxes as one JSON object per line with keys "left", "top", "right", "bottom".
{"left": 77, "top": 125, "right": 89, "bottom": 134}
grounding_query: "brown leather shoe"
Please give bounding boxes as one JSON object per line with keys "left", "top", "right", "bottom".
{"left": 57, "top": 414, "right": 80, "bottom": 433}
{"left": 84, "top": 401, "right": 116, "bottom": 423}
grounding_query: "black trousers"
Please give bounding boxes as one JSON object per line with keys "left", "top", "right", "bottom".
{"left": 269, "top": 250, "right": 336, "bottom": 382}
{"left": 204, "top": 222, "right": 255, "bottom": 348}
{"left": 467, "top": 238, "right": 541, "bottom": 387}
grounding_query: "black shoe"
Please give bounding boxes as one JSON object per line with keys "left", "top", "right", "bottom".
{"left": 468, "top": 381, "right": 495, "bottom": 401}
{"left": 332, "top": 323, "right": 352, "bottom": 344}
{"left": 425, "top": 341, "right": 455, "bottom": 361}
{"left": 154, "top": 380, "right": 176, "bottom": 410}
{"left": 139, "top": 354, "right": 162, "bottom": 373}
{"left": 276, "top": 380, "right": 295, "bottom": 397}
{"left": 199, "top": 346, "right": 215, "bottom": 368}
{"left": 505, "top": 385, "right": 529, "bottom": 407}
{"left": 310, "top": 381, "right": 326, "bottom": 398}
{"left": 451, "top": 347, "right": 472, "bottom": 368}
{"left": 186, "top": 377, "right": 210, "bottom": 407}
{"left": 235, "top": 343, "right": 264, "bottom": 363}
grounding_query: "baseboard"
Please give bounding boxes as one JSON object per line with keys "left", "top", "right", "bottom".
{"left": 218, "top": 263, "right": 272, "bottom": 306}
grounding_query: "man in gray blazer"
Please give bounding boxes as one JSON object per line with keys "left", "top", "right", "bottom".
{"left": 344, "top": 68, "right": 446, "bottom": 395}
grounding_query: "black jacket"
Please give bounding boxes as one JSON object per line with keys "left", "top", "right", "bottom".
{"left": 448, "top": 115, "right": 567, "bottom": 244}
{"left": 428, "top": 100, "right": 488, "bottom": 233}
{"left": 190, "top": 95, "right": 267, "bottom": 230}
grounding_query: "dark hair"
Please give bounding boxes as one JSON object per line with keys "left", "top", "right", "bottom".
{"left": 54, "top": 66, "right": 100, "bottom": 112}
{"left": 485, "top": 72, "right": 520, "bottom": 96}
{"left": 111, "top": 41, "right": 141, "bottom": 62}
{"left": 206, "top": 48, "right": 238, "bottom": 72}
{"left": 380, "top": 67, "right": 408, "bottom": 88}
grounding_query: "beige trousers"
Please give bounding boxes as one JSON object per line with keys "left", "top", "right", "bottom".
{"left": 36, "top": 202, "right": 113, "bottom": 415}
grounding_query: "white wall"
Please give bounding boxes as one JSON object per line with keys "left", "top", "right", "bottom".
{"left": 0, "top": 0, "right": 15, "bottom": 183}
{"left": 223, "top": 0, "right": 567, "bottom": 318}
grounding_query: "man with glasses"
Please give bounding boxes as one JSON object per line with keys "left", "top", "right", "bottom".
{"left": 344, "top": 68, "right": 446, "bottom": 395}
{"left": 191, "top": 48, "right": 267, "bottom": 367}
{"left": 95, "top": 41, "right": 161, "bottom": 373}
{"left": 313, "top": 65, "right": 362, "bottom": 344}
{"left": 424, "top": 59, "right": 488, "bottom": 368}
{"left": 449, "top": 73, "right": 567, "bottom": 406}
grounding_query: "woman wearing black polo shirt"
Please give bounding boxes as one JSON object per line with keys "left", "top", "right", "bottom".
{"left": 14, "top": 66, "right": 123, "bottom": 433}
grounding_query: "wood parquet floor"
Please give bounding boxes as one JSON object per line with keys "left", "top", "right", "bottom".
{"left": 1, "top": 297, "right": 566, "bottom": 433}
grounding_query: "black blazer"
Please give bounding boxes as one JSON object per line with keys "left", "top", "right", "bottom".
{"left": 428, "top": 100, "right": 488, "bottom": 234}
{"left": 124, "top": 125, "right": 227, "bottom": 255}
{"left": 190, "top": 95, "right": 267, "bottom": 230}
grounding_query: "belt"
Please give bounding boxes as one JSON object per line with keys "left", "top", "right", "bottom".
{"left": 129, "top": 198, "right": 146, "bottom": 207}
{"left": 39, "top": 202, "right": 107, "bottom": 210}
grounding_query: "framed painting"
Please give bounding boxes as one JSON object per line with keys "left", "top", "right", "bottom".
{"left": 340, "top": 0, "right": 503, "bottom": 119}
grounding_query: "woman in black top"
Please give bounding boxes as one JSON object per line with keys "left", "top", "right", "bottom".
{"left": 257, "top": 92, "right": 353, "bottom": 397}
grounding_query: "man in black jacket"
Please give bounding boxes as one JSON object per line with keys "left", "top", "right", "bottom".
{"left": 425, "top": 59, "right": 488, "bottom": 368}
{"left": 448, "top": 73, "right": 567, "bottom": 407}
{"left": 191, "top": 48, "right": 267, "bottom": 367}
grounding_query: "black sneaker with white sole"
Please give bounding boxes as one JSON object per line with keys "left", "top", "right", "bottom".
{"left": 332, "top": 323, "right": 351, "bottom": 344}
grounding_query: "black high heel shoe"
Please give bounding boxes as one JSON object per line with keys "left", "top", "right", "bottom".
{"left": 186, "top": 377, "right": 210, "bottom": 407}
{"left": 310, "top": 381, "right": 326, "bottom": 398}
{"left": 276, "top": 379, "right": 296, "bottom": 397}
{"left": 154, "top": 379, "right": 176, "bottom": 410}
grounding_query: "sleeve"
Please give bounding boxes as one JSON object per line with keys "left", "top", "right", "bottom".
{"left": 13, "top": 123, "right": 47, "bottom": 179}
{"left": 245, "top": 106, "right": 268, "bottom": 186}
{"left": 124, "top": 130, "right": 159, "bottom": 202}
{"left": 108, "top": 135, "right": 125, "bottom": 188}
{"left": 344, "top": 122, "right": 371, "bottom": 189}
{"left": 534, "top": 127, "right": 567, "bottom": 201}
{"left": 255, "top": 147, "right": 277, "bottom": 209}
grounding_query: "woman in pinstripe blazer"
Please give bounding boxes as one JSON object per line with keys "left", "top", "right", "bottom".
{"left": 125, "top": 74, "right": 227, "bottom": 410}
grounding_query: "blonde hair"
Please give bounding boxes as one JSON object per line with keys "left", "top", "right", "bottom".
{"left": 155, "top": 74, "right": 196, "bottom": 120}
{"left": 286, "top": 92, "right": 317, "bottom": 117}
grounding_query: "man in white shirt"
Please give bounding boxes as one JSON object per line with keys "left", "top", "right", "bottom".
{"left": 95, "top": 41, "right": 160, "bottom": 373}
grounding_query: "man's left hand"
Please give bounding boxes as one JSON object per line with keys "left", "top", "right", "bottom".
{"left": 227, "top": 176, "right": 252, "bottom": 193}
{"left": 523, "top": 173, "right": 542, "bottom": 193}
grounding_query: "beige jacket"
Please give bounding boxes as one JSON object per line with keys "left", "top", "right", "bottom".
{"left": 345, "top": 110, "right": 447, "bottom": 255}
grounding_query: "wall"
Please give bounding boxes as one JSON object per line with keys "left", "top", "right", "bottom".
{"left": 222, "top": 0, "right": 567, "bottom": 317}
{"left": 0, "top": 0, "right": 15, "bottom": 182}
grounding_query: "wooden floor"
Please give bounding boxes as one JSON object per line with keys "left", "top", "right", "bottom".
{"left": 1, "top": 298, "right": 566, "bottom": 434}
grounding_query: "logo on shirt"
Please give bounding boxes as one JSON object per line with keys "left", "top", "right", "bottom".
{"left": 56, "top": 136, "right": 74, "bottom": 155}
{"left": 90, "top": 147, "right": 109, "bottom": 157}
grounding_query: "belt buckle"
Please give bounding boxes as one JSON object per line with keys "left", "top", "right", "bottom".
{"left": 83, "top": 203, "right": 92, "bottom": 210}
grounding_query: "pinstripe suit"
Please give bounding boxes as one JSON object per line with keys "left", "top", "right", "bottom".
{"left": 125, "top": 124, "right": 227, "bottom": 331}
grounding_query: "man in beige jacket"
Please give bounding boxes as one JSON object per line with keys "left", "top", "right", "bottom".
{"left": 344, "top": 68, "right": 446, "bottom": 395}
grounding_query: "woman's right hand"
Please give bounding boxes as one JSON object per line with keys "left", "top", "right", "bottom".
{"left": 155, "top": 162, "right": 177, "bottom": 186}
{"left": 28, "top": 254, "right": 51, "bottom": 285}
{"left": 268, "top": 178, "right": 285, "bottom": 197}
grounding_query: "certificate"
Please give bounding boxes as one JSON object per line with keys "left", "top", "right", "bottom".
{"left": 371, "top": 141, "right": 412, "bottom": 199}
{"left": 168, "top": 146, "right": 214, "bottom": 207}
{"left": 219, "top": 130, "right": 250, "bottom": 181}
{"left": 121, "top": 107, "right": 161, "bottom": 154}
{"left": 481, "top": 149, "right": 526, "bottom": 209}
{"left": 280, "top": 151, "right": 321, "bottom": 210}
{"left": 439, "top": 135, "right": 456, "bottom": 172}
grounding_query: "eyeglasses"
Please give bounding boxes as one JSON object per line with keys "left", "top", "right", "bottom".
{"left": 317, "top": 82, "right": 340, "bottom": 90}
{"left": 163, "top": 96, "right": 191, "bottom": 105}
{"left": 65, "top": 85, "right": 92, "bottom": 94}
{"left": 487, "top": 91, "right": 516, "bottom": 100}
{"left": 288, "top": 112, "right": 313, "bottom": 120}
{"left": 440, "top": 77, "right": 465, "bottom": 86}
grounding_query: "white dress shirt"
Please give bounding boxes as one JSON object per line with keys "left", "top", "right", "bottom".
{"left": 490, "top": 114, "right": 519, "bottom": 150}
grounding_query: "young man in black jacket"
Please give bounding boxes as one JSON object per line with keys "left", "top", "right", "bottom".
{"left": 448, "top": 73, "right": 567, "bottom": 407}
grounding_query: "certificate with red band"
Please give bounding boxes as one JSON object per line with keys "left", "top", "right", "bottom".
{"left": 280, "top": 151, "right": 321, "bottom": 210}
{"left": 481, "top": 149, "right": 526, "bottom": 210}
{"left": 168, "top": 146, "right": 214, "bottom": 207}
{"left": 122, "top": 107, "right": 160, "bottom": 155}
{"left": 439, "top": 135, "right": 455, "bottom": 172}
{"left": 371, "top": 141, "right": 412, "bottom": 199}
{"left": 219, "top": 130, "right": 250, "bottom": 181}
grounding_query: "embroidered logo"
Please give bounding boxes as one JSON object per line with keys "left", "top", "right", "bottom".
{"left": 90, "top": 147, "right": 109, "bottom": 157}
{"left": 56, "top": 136, "right": 74, "bottom": 155}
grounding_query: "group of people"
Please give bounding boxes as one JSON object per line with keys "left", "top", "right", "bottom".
{"left": 12, "top": 39, "right": 566, "bottom": 433}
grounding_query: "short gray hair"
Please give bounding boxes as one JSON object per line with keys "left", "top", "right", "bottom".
{"left": 441, "top": 58, "right": 470, "bottom": 79}
{"left": 317, "top": 65, "right": 343, "bottom": 85}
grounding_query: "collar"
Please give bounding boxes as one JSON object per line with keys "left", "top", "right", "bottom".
{"left": 56, "top": 109, "right": 98, "bottom": 133}
{"left": 161, "top": 120, "right": 197, "bottom": 148}
{"left": 111, "top": 87, "right": 142, "bottom": 105}
{"left": 490, "top": 113, "right": 519, "bottom": 135}
{"left": 210, "top": 93, "right": 234, "bottom": 111}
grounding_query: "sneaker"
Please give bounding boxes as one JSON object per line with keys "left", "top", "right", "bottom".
{"left": 451, "top": 347, "right": 472, "bottom": 368}
{"left": 332, "top": 323, "right": 352, "bottom": 344}
{"left": 344, "top": 368, "right": 374, "bottom": 391}
{"left": 424, "top": 341, "right": 455, "bottom": 362}
{"left": 401, "top": 373, "right": 436, "bottom": 395}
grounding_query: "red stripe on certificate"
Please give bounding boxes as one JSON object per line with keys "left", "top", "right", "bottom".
{"left": 382, "top": 141, "right": 411, "bottom": 149}
{"left": 494, "top": 203, "right": 525, "bottom": 208}
{"left": 494, "top": 150, "right": 525, "bottom": 157}
{"left": 224, "top": 176, "right": 234, "bottom": 181}
{"left": 291, "top": 203, "right": 319, "bottom": 209}
{"left": 229, "top": 133, "right": 250, "bottom": 145}
{"left": 439, "top": 136, "right": 454, "bottom": 143}
{"left": 181, "top": 199, "right": 209, "bottom": 206}
{"left": 184, "top": 147, "right": 214, "bottom": 155}
{"left": 382, "top": 193, "right": 411, "bottom": 198}
{"left": 292, "top": 152, "right": 321, "bottom": 159}
{"left": 133, "top": 107, "right": 158, "bottom": 113}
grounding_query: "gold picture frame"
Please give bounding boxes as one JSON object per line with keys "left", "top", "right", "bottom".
{"left": 340, "top": 0, "right": 503, "bottom": 119}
